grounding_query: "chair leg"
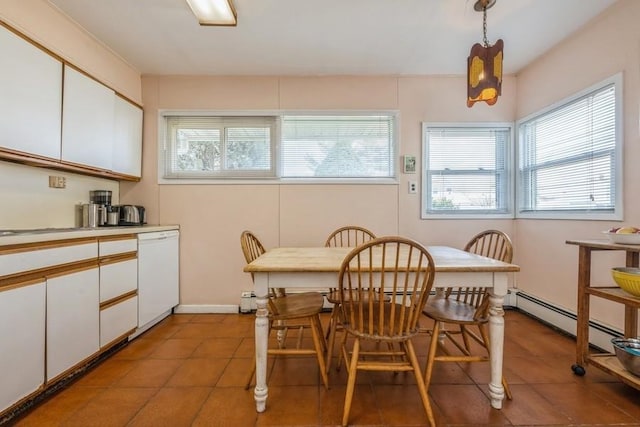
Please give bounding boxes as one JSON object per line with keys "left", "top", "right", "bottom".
{"left": 405, "top": 340, "right": 436, "bottom": 427}
{"left": 423, "top": 320, "right": 440, "bottom": 390}
{"left": 325, "top": 306, "right": 339, "bottom": 373}
{"left": 341, "top": 338, "right": 360, "bottom": 427}
{"left": 325, "top": 303, "right": 338, "bottom": 340}
{"left": 310, "top": 314, "right": 330, "bottom": 389}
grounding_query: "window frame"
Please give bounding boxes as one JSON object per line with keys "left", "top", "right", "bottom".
{"left": 515, "top": 73, "right": 623, "bottom": 220}
{"left": 158, "top": 110, "right": 399, "bottom": 185}
{"left": 421, "top": 122, "right": 514, "bottom": 220}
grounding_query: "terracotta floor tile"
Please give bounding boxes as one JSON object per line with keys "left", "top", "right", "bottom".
{"left": 191, "top": 387, "right": 258, "bottom": 427}
{"left": 191, "top": 337, "right": 243, "bottom": 358}
{"left": 114, "top": 359, "right": 183, "bottom": 388}
{"left": 148, "top": 338, "right": 203, "bottom": 359}
{"left": 497, "top": 384, "right": 573, "bottom": 425}
{"left": 532, "top": 382, "right": 639, "bottom": 424}
{"left": 320, "top": 384, "right": 383, "bottom": 426}
{"left": 110, "top": 337, "right": 165, "bottom": 360}
{"left": 166, "top": 358, "right": 230, "bottom": 387}
{"left": 14, "top": 386, "right": 105, "bottom": 426}
{"left": 216, "top": 357, "right": 255, "bottom": 387}
{"left": 255, "top": 385, "right": 319, "bottom": 426}
{"left": 429, "top": 384, "right": 511, "bottom": 425}
{"left": 127, "top": 386, "right": 212, "bottom": 427}
{"left": 60, "top": 387, "right": 157, "bottom": 427}
{"left": 73, "top": 358, "right": 136, "bottom": 387}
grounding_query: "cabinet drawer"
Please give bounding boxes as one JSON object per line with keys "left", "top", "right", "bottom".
{"left": 100, "top": 295, "right": 137, "bottom": 348}
{"left": 100, "top": 257, "right": 137, "bottom": 302}
{"left": 0, "top": 240, "right": 97, "bottom": 277}
{"left": 99, "top": 237, "right": 137, "bottom": 257}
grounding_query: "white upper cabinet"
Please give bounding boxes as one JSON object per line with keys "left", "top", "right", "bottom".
{"left": 61, "top": 66, "right": 115, "bottom": 171}
{"left": 0, "top": 26, "right": 62, "bottom": 159}
{"left": 113, "top": 97, "right": 143, "bottom": 177}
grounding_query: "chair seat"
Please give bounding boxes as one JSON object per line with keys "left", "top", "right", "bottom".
{"left": 270, "top": 292, "right": 324, "bottom": 320}
{"left": 422, "top": 298, "right": 488, "bottom": 325}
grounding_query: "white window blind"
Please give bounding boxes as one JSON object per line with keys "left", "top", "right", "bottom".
{"left": 423, "top": 124, "right": 511, "bottom": 216}
{"left": 518, "top": 79, "right": 619, "bottom": 216}
{"left": 281, "top": 115, "right": 395, "bottom": 178}
{"left": 164, "top": 116, "right": 275, "bottom": 178}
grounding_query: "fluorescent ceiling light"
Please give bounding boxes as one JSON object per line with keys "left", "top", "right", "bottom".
{"left": 186, "top": 0, "right": 237, "bottom": 26}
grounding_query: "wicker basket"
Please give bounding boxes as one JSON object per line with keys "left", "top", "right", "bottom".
{"left": 611, "top": 267, "right": 640, "bottom": 297}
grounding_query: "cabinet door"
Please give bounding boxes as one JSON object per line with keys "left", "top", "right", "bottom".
{"left": 113, "top": 97, "right": 142, "bottom": 177}
{"left": 0, "top": 26, "right": 62, "bottom": 159}
{"left": 46, "top": 266, "right": 99, "bottom": 382}
{"left": 0, "top": 280, "right": 45, "bottom": 413}
{"left": 61, "top": 66, "right": 114, "bottom": 171}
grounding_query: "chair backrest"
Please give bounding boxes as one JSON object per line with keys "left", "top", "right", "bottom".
{"left": 449, "top": 230, "right": 513, "bottom": 319}
{"left": 464, "top": 229, "right": 513, "bottom": 263}
{"left": 325, "top": 225, "right": 376, "bottom": 248}
{"left": 240, "top": 230, "right": 266, "bottom": 264}
{"left": 240, "top": 230, "right": 284, "bottom": 309}
{"left": 338, "top": 236, "right": 436, "bottom": 340}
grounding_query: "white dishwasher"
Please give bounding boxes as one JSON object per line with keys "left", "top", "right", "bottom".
{"left": 137, "top": 230, "right": 179, "bottom": 332}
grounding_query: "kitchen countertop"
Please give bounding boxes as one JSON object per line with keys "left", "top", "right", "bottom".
{"left": 0, "top": 225, "right": 179, "bottom": 245}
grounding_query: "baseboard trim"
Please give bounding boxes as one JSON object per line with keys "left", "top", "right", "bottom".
{"left": 174, "top": 304, "right": 240, "bottom": 314}
{"left": 512, "top": 289, "right": 621, "bottom": 352}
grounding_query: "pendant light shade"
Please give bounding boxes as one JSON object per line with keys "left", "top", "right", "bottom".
{"left": 467, "top": 0, "right": 503, "bottom": 107}
{"left": 186, "top": 0, "right": 237, "bottom": 26}
{"left": 467, "top": 39, "right": 503, "bottom": 107}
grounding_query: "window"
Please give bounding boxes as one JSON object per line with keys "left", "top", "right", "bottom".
{"left": 517, "top": 74, "right": 621, "bottom": 219}
{"left": 422, "top": 123, "right": 512, "bottom": 218}
{"left": 281, "top": 115, "right": 395, "bottom": 178}
{"left": 160, "top": 113, "right": 397, "bottom": 182}
{"left": 164, "top": 116, "right": 276, "bottom": 178}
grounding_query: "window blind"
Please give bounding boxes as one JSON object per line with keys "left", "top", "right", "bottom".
{"left": 281, "top": 115, "right": 395, "bottom": 178}
{"left": 424, "top": 126, "right": 511, "bottom": 215}
{"left": 164, "top": 116, "right": 275, "bottom": 178}
{"left": 518, "top": 83, "right": 617, "bottom": 213}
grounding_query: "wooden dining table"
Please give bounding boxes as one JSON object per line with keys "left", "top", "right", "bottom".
{"left": 244, "top": 245, "right": 520, "bottom": 413}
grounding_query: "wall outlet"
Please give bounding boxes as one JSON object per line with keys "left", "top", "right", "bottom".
{"left": 48, "top": 176, "right": 66, "bottom": 189}
{"left": 408, "top": 181, "right": 417, "bottom": 194}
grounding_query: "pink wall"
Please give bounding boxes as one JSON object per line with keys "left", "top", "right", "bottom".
{"left": 127, "top": 74, "right": 517, "bottom": 305}
{"left": 515, "top": 0, "right": 640, "bottom": 327}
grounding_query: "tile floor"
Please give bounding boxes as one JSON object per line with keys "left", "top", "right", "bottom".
{"left": 10, "top": 310, "right": 640, "bottom": 426}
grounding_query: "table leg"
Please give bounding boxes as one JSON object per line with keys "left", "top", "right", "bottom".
{"left": 488, "top": 284, "right": 506, "bottom": 409}
{"left": 253, "top": 273, "right": 269, "bottom": 412}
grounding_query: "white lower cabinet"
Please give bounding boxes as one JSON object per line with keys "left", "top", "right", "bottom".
{"left": 46, "top": 265, "right": 100, "bottom": 382}
{"left": 98, "top": 237, "right": 138, "bottom": 349}
{"left": 0, "top": 279, "right": 45, "bottom": 413}
{"left": 100, "top": 295, "right": 138, "bottom": 347}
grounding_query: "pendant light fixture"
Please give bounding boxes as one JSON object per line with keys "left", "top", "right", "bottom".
{"left": 467, "top": 0, "right": 503, "bottom": 107}
{"left": 186, "top": 0, "right": 237, "bottom": 26}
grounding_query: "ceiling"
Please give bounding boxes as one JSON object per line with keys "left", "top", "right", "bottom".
{"left": 48, "top": 0, "right": 617, "bottom": 77}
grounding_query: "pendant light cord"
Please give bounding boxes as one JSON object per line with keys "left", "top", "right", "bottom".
{"left": 482, "top": 6, "right": 489, "bottom": 47}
